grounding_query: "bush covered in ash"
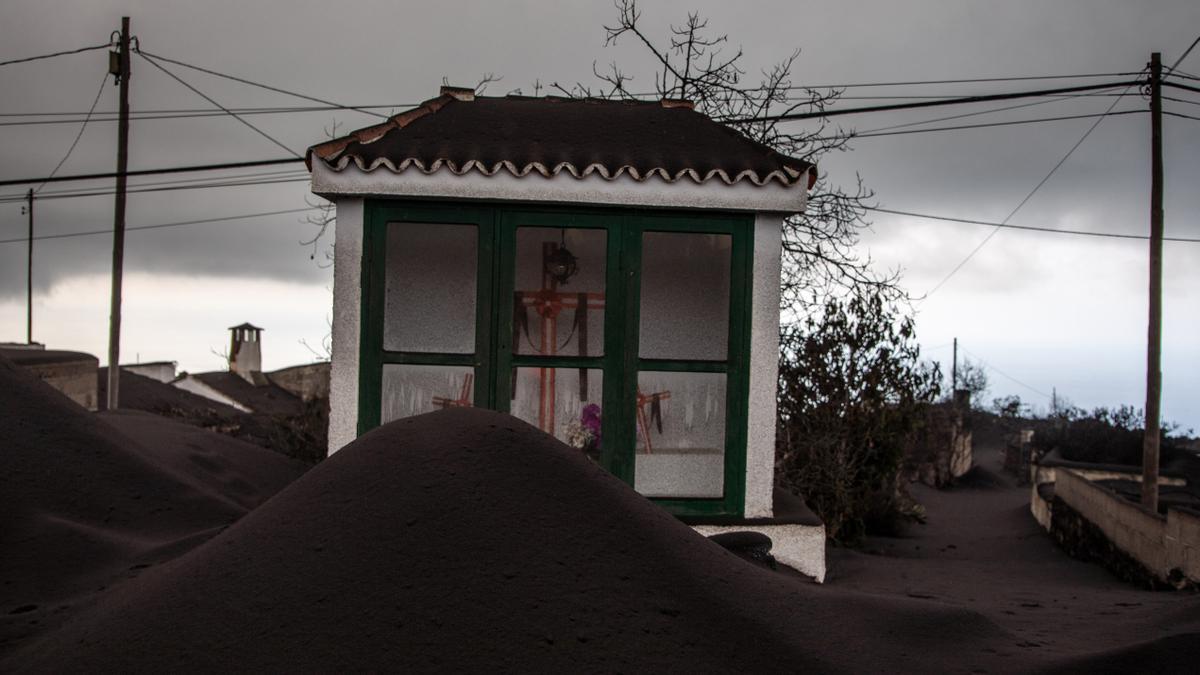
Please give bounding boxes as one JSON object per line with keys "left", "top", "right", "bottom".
{"left": 1032, "top": 405, "right": 1187, "bottom": 467}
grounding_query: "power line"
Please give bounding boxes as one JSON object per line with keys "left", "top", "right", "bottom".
{"left": 0, "top": 174, "right": 309, "bottom": 204}
{"left": 1164, "top": 109, "right": 1200, "bottom": 122}
{"left": 1164, "top": 81, "right": 1200, "bottom": 95}
{"left": 0, "top": 157, "right": 301, "bottom": 188}
{"left": 840, "top": 109, "right": 1144, "bottom": 141}
{"left": 637, "top": 71, "right": 1142, "bottom": 96}
{"left": 34, "top": 73, "right": 109, "bottom": 193}
{"left": 921, "top": 78, "right": 1144, "bottom": 299}
{"left": 136, "top": 49, "right": 390, "bottom": 119}
{"left": 868, "top": 206, "right": 1200, "bottom": 243}
{"left": 960, "top": 347, "right": 1052, "bottom": 399}
{"left": 137, "top": 52, "right": 300, "bottom": 157}
{"left": 854, "top": 85, "right": 1129, "bottom": 135}
{"left": 0, "top": 43, "right": 110, "bottom": 68}
{"left": 0, "top": 104, "right": 410, "bottom": 127}
{"left": 4, "top": 167, "right": 311, "bottom": 201}
{"left": 0, "top": 207, "right": 318, "bottom": 245}
{"left": 722, "top": 79, "right": 1144, "bottom": 124}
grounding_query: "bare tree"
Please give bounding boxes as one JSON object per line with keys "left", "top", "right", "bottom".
{"left": 555, "top": 0, "right": 898, "bottom": 312}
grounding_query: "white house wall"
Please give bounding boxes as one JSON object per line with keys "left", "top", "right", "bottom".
{"left": 745, "top": 213, "right": 784, "bottom": 518}
{"left": 328, "top": 198, "right": 364, "bottom": 455}
{"left": 172, "top": 376, "right": 252, "bottom": 413}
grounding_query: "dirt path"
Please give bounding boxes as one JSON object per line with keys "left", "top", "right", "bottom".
{"left": 825, "top": 441, "right": 1200, "bottom": 663}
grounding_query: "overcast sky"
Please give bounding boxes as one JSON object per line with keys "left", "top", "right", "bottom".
{"left": 1, "top": 1, "right": 1197, "bottom": 431}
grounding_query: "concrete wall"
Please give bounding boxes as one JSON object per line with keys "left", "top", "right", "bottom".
{"left": 28, "top": 357, "right": 99, "bottom": 411}
{"left": 1054, "top": 469, "right": 1199, "bottom": 586}
{"left": 270, "top": 362, "right": 331, "bottom": 401}
{"left": 693, "top": 523, "right": 826, "bottom": 583}
{"left": 328, "top": 199, "right": 364, "bottom": 455}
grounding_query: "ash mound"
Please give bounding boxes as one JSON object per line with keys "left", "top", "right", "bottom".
{"left": 9, "top": 407, "right": 1014, "bottom": 673}
{"left": 0, "top": 355, "right": 304, "bottom": 651}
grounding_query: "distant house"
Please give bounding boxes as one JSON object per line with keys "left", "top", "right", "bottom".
{"left": 0, "top": 343, "right": 99, "bottom": 411}
{"left": 306, "top": 86, "right": 818, "bottom": 525}
{"left": 171, "top": 324, "right": 328, "bottom": 416}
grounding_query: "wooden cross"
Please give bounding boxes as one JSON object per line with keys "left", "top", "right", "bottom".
{"left": 635, "top": 388, "right": 671, "bottom": 454}
{"left": 432, "top": 373, "right": 473, "bottom": 409}
{"left": 514, "top": 241, "right": 605, "bottom": 434}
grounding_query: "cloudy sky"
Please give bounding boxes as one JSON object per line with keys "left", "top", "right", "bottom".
{"left": 1, "top": 0, "right": 1197, "bottom": 431}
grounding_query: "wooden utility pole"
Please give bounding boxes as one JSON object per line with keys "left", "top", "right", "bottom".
{"left": 951, "top": 337, "right": 958, "bottom": 391}
{"left": 25, "top": 189, "right": 33, "bottom": 344}
{"left": 1142, "top": 52, "right": 1164, "bottom": 512}
{"left": 107, "top": 16, "right": 131, "bottom": 410}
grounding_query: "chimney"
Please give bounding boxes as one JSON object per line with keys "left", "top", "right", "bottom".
{"left": 439, "top": 85, "right": 476, "bottom": 101}
{"left": 228, "top": 322, "right": 263, "bottom": 383}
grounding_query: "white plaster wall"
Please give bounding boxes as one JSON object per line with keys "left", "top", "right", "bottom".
{"left": 743, "top": 213, "right": 785, "bottom": 519}
{"left": 312, "top": 161, "right": 809, "bottom": 213}
{"left": 172, "top": 376, "right": 252, "bottom": 413}
{"left": 121, "top": 362, "right": 176, "bottom": 383}
{"left": 693, "top": 524, "right": 826, "bottom": 583}
{"left": 328, "top": 198, "right": 364, "bottom": 455}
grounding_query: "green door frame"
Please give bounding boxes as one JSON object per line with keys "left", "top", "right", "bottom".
{"left": 359, "top": 199, "right": 754, "bottom": 518}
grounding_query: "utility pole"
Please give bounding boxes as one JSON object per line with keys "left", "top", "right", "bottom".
{"left": 25, "top": 189, "right": 33, "bottom": 344}
{"left": 1142, "top": 52, "right": 1164, "bottom": 512}
{"left": 951, "top": 337, "right": 958, "bottom": 391}
{"left": 107, "top": 16, "right": 131, "bottom": 410}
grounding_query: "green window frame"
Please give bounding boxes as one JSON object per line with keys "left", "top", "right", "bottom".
{"left": 358, "top": 200, "right": 753, "bottom": 518}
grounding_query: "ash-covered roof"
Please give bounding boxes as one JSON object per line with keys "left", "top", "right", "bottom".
{"left": 307, "top": 88, "right": 815, "bottom": 189}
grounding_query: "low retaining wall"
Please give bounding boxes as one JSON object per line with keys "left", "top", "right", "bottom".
{"left": 693, "top": 523, "right": 827, "bottom": 583}
{"left": 1051, "top": 469, "right": 1199, "bottom": 588}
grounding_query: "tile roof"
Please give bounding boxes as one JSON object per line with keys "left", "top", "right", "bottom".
{"left": 307, "top": 88, "right": 815, "bottom": 189}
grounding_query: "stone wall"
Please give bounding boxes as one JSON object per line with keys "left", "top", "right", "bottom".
{"left": 1051, "top": 468, "right": 1198, "bottom": 588}
{"left": 907, "top": 404, "right": 973, "bottom": 488}
{"left": 269, "top": 362, "right": 331, "bottom": 402}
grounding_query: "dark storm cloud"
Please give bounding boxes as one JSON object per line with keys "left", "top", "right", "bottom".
{"left": 2, "top": 0, "right": 1197, "bottom": 300}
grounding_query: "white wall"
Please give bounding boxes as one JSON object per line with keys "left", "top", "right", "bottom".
{"left": 744, "top": 213, "right": 784, "bottom": 518}
{"left": 328, "top": 199, "right": 364, "bottom": 455}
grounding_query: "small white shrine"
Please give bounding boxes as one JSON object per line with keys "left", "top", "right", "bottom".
{"left": 306, "top": 86, "right": 816, "bottom": 523}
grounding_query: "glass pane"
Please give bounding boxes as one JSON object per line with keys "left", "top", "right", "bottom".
{"left": 514, "top": 227, "right": 606, "bottom": 357}
{"left": 639, "top": 232, "right": 731, "bottom": 361}
{"left": 383, "top": 222, "right": 477, "bottom": 354}
{"left": 510, "top": 367, "right": 604, "bottom": 461}
{"left": 381, "top": 364, "right": 475, "bottom": 424}
{"left": 633, "top": 371, "right": 726, "bottom": 498}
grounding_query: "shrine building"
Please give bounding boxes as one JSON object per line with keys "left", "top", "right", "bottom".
{"left": 306, "top": 86, "right": 816, "bottom": 524}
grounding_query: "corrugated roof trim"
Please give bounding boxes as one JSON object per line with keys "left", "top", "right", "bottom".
{"left": 323, "top": 155, "right": 808, "bottom": 188}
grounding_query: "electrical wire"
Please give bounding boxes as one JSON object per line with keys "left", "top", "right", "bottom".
{"left": 1164, "top": 110, "right": 1200, "bottom": 122}
{"left": 137, "top": 51, "right": 301, "bottom": 157}
{"left": 854, "top": 85, "right": 1129, "bottom": 135}
{"left": 631, "top": 71, "right": 1141, "bottom": 96}
{"left": 920, "top": 78, "right": 1144, "bottom": 300}
{"left": 960, "top": 347, "right": 1052, "bottom": 400}
{"left": 136, "top": 49, "right": 389, "bottom": 119}
{"left": 723, "top": 79, "right": 1144, "bottom": 124}
{"left": 0, "top": 207, "right": 319, "bottom": 245}
{"left": 0, "top": 175, "right": 310, "bottom": 204}
{"left": 0, "top": 43, "right": 110, "bottom": 68}
{"left": 867, "top": 206, "right": 1200, "bottom": 243}
{"left": 805, "top": 109, "right": 1144, "bottom": 143}
{"left": 0, "top": 157, "right": 301, "bottom": 189}
{"left": 33, "top": 74, "right": 108, "bottom": 193}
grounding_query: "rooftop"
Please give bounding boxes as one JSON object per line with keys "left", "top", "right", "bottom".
{"left": 307, "top": 87, "right": 816, "bottom": 189}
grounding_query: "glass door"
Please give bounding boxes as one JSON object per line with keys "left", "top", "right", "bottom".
{"left": 495, "top": 211, "right": 623, "bottom": 472}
